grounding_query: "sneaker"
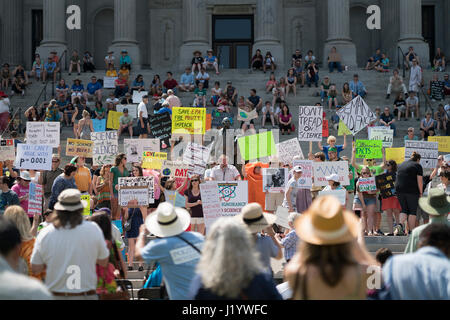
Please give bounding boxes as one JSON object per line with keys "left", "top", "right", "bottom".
{"left": 375, "top": 229, "right": 384, "bottom": 236}
{"left": 386, "top": 233, "right": 394, "bottom": 236}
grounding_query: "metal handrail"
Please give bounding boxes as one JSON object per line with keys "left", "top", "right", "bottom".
{"left": 57, "top": 49, "right": 68, "bottom": 81}
{"left": 420, "top": 85, "right": 434, "bottom": 115}
{"left": 397, "top": 46, "right": 407, "bottom": 79}
{"left": 33, "top": 79, "right": 51, "bottom": 107}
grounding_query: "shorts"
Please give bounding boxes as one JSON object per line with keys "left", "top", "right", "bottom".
{"left": 381, "top": 196, "right": 402, "bottom": 211}
{"left": 397, "top": 193, "right": 419, "bottom": 216}
{"left": 265, "top": 193, "right": 284, "bottom": 211}
{"left": 72, "top": 92, "right": 83, "bottom": 97}
{"left": 353, "top": 196, "right": 377, "bottom": 206}
{"left": 138, "top": 118, "right": 150, "bottom": 134}
{"left": 262, "top": 105, "right": 274, "bottom": 114}
{"left": 191, "top": 217, "right": 204, "bottom": 225}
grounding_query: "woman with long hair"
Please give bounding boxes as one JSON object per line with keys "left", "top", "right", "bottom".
{"left": 189, "top": 217, "right": 282, "bottom": 300}
{"left": 381, "top": 160, "right": 401, "bottom": 236}
{"left": 279, "top": 104, "right": 292, "bottom": 135}
{"left": 109, "top": 153, "right": 129, "bottom": 221}
{"left": 342, "top": 82, "right": 352, "bottom": 105}
{"left": 24, "top": 105, "right": 41, "bottom": 122}
{"left": 251, "top": 49, "right": 264, "bottom": 71}
{"left": 95, "top": 164, "right": 112, "bottom": 210}
{"left": 77, "top": 110, "right": 93, "bottom": 140}
{"left": 184, "top": 175, "right": 204, "bottom": 235}
{"left": 353, "top": 166, "right": 378, "bottom": 236}
{"left": 285, "top": 68, "right": 297, "bottom": 97}
{"left": 266, "top": 73, "right": 277, "bottom": 93}
{"left": 150, "top": 74, "right": 161, "bottom": 95}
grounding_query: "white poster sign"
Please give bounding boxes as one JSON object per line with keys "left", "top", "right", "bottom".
{"left": 217, "top": 181, "right": 248, "bottom": 217}
{"left": 405, "top": 140, "right": 439, "bottom": 169}
{"left": 313, "top": 161, "right": 350, "bottom": 186}
{"left": 337, "top": 96, "right": 377, "bottom": 135}
{"left": 91, "top": 131, "right": 119, "bottom": 166}
{"left": 276, "top": 138, "right": 304, "bottom": 164}
{"left": 124, "top": 139, "right": 160, "bottom": 163}
{"left": 103, "top": 77, "right": 117, "bottom": 89}
{"left": 183, "top": 142, "right": 211, "bottom": 176}
{"left": 161, "top": 160, "right": 190, "bottom": 178}
{"left": 200, "top": 182, "right": 223, "bottom": 233}
{"left": 132, "top": 90, "right": 149, "bottom": 104}
{"left": 298, "top": 106, "right": 323, "bottom": 141}
{"left": 369, "top": 127, "right": 394, "bottom": 148}
{"left": 275, "top": 206, "right": 290, "bottom": 229}
{"left": 292, "top": 160, "right": 313, "bottom": 189}
{"left": 26, "top": 122, "right": 60, "bottom": 147}
{"left": 118, "top": 176, "right": 155, "bottom": 205}
{"left": 15, "top": 144, "right": 52, "bottom": 171}
{"left": 318, "top": 189, "right": 347, "bottom": 206}
{"left": 116, "top": 104, "right": 138, "bottom": 119}
{"left": 262, "top": 168, "right": 288, "bottom": 193}
{"left": 0, "top": 139, "right": 15, "bottom": 161}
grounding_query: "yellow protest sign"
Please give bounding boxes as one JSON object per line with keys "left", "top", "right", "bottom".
{"left": 107, "top": 111, "right": 123, "bottom": 130}
{"left": 81, "top": 194, "right": 91, "bottom": 216}
{"left": 66, "top": 139, "right": 94, "bottom": 158}
{"left": 172, "top": 107, "right": 206, "bottom": 135}
{"left": 428, "top": 136, "right": 450, "bottom": 152}
{"left": 142, "top": 151, "right": 168, "bottom": 169}
{"left": 386, "top": 147, "right": 405, "bottom": 164}
{"left": 338, "top": 120, "right": 352, "bottom": 136}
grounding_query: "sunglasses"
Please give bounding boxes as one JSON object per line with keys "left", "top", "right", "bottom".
{"left": 52, "top": 159, "right": 60, "bottom": 163}
{"left": 191, "top": 179, "right": 199, "bottom": 182}
{"left": 362, "top": 172, "right": 370, "bottom": 175}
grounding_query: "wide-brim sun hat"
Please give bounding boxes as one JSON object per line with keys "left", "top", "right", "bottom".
{"left": 326, "top": 173, "right": 340, "bottom": 182}
{"left": 418, "top": 188, "right": 450, "bottom": 216}
{"left": 19, "top": 171, "right": 31, "bottom": 181}
{"left": 236, "top": 203, "right": 276, "bottom": 234}
{"left": 54, "top": 189, "right": 87, "bottom": 212}
{"left": 295, "top": 196, "right": 359, "bottom": 245}
{"left": 145, "top": 202, "right": 191, "bottom": 237}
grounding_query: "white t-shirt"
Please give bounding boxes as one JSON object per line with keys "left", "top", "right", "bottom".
{"left": 106, "top": 97, "right": 119, "bottom": 105}
{"left": 406, "top": 96, "right": 419, "bottom": 106}
{"left": 210, "top": 165, "right": 240, "bottom": 181}
{"left": 30, "top": 220, "right": 109, "bottom": 293}
{"left": 0, "top": 98, "right": 10, "bottom": 113}
{"left": 138, "top": 101, "right": 148, "bottom": 119}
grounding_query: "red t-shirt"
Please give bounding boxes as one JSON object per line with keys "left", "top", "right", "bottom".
{"left": 163, "top": 79, "right": 178, "bottom": 89}
{"left": 115, "top": 78, "right": 127, "bottom": 88}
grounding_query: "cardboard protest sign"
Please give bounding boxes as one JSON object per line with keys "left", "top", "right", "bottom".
{"left": 237, "top": 131, "right": 276, "bottom": 161}
{"left": 81, "top": 194, "right": 91, "bottom": 216}
{"left": 292, "top": 160, "right": 313, "bottom": 189}
{"left": 298, "top": 106, "right": 323, "bottom": 141}
{"left": 405, "top": 140, "right": 438, "bottom": 169}
{"left": 183, "top": 142, "right": 211, "bottom": 176}
{"left": 0, "top": 139, "right": 15, "bottom": 161}
{"left": 164, "top": 190, "right": 186, "bottom": 208}
{"left": 357, "top": 177, "right": 377, "bottom": 192}
{"left": 172, "top": 107, "right": 206, "bottom": 135}
{"left": 275, "top": 206, "right": 290, "bottom": 229}
{"left": 375, "top": 173, "right": 396, "bottom": 199}
{"left": 118, "top": 176, "right": 154, "bottom": 206}
{"left": 15, "top": 144, "right": 52, "bottom": 171}
{"left": 386, "top": 147, "right": 405, "bottom": 164}
{"left": 92, "top": 118, "right": 106, "bottom": 132}
{"left": 28, "top": 183, "right": 43, "bottom": 216}
{"left": 124, "top": 139, "right": 159, "bottom": 163}
{"left": 427, "top": 136, "right": 450, "bottom": 153}
{"left": 336, "top": 96, "right": 377, "bottom": 135}
{"left": 369, "top": 127, "right": 393, "bottom": 148}
{"left": 103, "top": 77, "right": 117, "bottom": 89}
{"left": 262, "top": 168, "right": 288, "bottom": 193}
{"left": 211, "top": 111, "right": 234, "bottom": 128}
{"left": 313, "top": 161, "right": 350, "bottom": 186}
{"left": 132, "top": 91, "right": 148, "bottom": 104}
{"left": 107, "top": 110, "right": 123, "bottom": 130}
{"left": 237, "top": 108, "right": 258, "bottom": 122}
{"left": 26, "top": 122, "right": 60, "bottom": 147}
{"left": 149, "top": 113, "right": 172, "bottom": 149}
{"left": 91, "top": 131, "right": 119, "bottom": 166}
{"left": 142, "top": 151, "right": 167, "bottom": 169}
{"left": 322, "top": 119, "right": 329, "bottom": 138}
{"left": 338, "top": 120, "right": 352, "bottom": 136}
{"left": 356, "top": 140, "right": 383, "bottom": 159}
{"left": 217, "top": 181, "right": 248, "bottom": 217}
{"left": 318, "top": 189, "right": 347, "bottom": 206}
{"left": 161, "top": 160, "right": 190, "bottom": 178}
{"left": 66, "top": 139, "right": 93, "bottom": 158}
{"left": 276, "top": 138, "right": 304, "bottom": 164}
{"left": 116, "top": 104, "right": 138, "bottom": 119}
{"left": 200, "top": 182, "right": 223, "bottom": 233}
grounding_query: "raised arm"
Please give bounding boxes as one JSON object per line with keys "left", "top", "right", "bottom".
{"left": 351, "top": 141, "right": 357, "bottom": 169}
{"left": 342, "top": 134, "right": 347, "bottom": 150}
{"left": 176, "top": 177, "right": 189, "bottom": 193}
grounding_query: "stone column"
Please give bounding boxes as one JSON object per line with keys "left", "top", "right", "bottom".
{"left": 1, "top": 0, "right": 23, "bottom": 66}
{"left": 67, "top": 0, "right": 86, "bottom": 55}
{"left": 323, "top": 0, "right": 357, "bottom": 69}
{"left": 253, "top": 0, "right": 284, "bottom": 67}
{"left": 179, "top": 0, "right": 210, "bottom": 69}
{"left": 108, "top": 0, "right": 141, "bottom": 69}
{"left": 397, "top": 0, "right": 429, "bottom": 67}
{"left": 36, "top": 0, "right": 68, "bottom": 68}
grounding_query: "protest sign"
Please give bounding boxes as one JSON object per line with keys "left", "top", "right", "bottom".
{"left": 275, "top": 206, "right": 290, "bottom": 229}
{"left": 375, "top": 173, "right": 396, "bottom": 199}
{"left": 237, "top": 108, "right": 258, "bottom": 122}
{"left": 427, "top": 136, "right": 450, "bottom": 153}
{"left": 211, "top": 111, "right": 234, "bottom": 128}
{"left": 118, "top": 176, "right": 155, "bottom": 206}
{"left": 336, "top": 96, "right": 377, "bottom": 135}
{"left": 205, "top": 113, "right": 212, "bottom": 131}
{"left": 183, "top": 142, "right": 211, "bottom": 176}
{"left": 15, "top": 144, "right": 52, "bottom": 171}
{"left": 66, "top": 139, "right": 93, "bottom": 158}
{"left": 262, "top": 168, "right": 288, "bottom": 193}
{"left": 161, "top": 160, "right": 190, "bottom": 178}
{"left": 0, "top": 139, "right": 15, "bottom": 161}
{"left": 357, "top": 177, "right": 377, "bottom": 192}
{"left": 338, "top": 120, "right": 352, "bottom": 136}
{"left": 405, "top": 140, "right": 438, "bottom": 168}
{"left": 28, "top": 183, "right": 43, "bottom": 216}
{"left": 318, "top": 189, "right": 347, "bottom": 206}
{"left": 106, "top": 110, "right": 123, "bottom": 130}
{"left": 103, "top": 77, "right": 117, "bottom": 88}
{"left": 132, "top": 90, "right": 148, "bottom": 104}
{"left": 445, "top": 154, "right": 450, "bottom": 164}
{"left": 172, "top": 107, "right": 206, "bottom": 135}
{"left": 237, "top": 131, "right": 276, "bottom": 161}
{"left": 218, "top": 181, "right": 248, "bottom": 217}
{"left": 92, "top": 118, "right": 106, "bottom": 132}
{"left": 298, "top": 106, "right": 323, "bottom": 141}
{"left": 369, "top": 127, "right": 393, "bottom": 148}
{"left": 124, "top": 139, "right": 159, "bottom": 163}
{"left": 313, "top": 161, "right": 350, "bottom": 186}
{"left": 322, "top": 119, "right": 329, "bottom": 138}
{"left": 91, "top": 131, "right": 119, "bottom": 166}
{"left": 276, "top": 138, "right": 304, "bottom": 164}
{"left": 142, "top": 151, "right": 167, "bottom": 170}
{"left": 116, "top": 104, "right": 138, "bottom": 119}
{"left": 292, "top": 160, "right": 313, "bottom": 189}
{"left": 149, "top": 112, "right": 172, "bottom": 149}
{"left": 26, "top": 122, "right": 60, "bottom": 147}
{"left": 355, "top": 140, "right": 383, "bottom": 159}
{"left": 164, "top": 190, "right": 186, "bottom": 208}
{"left": 386, "top": 147, "right": 405, "bottom": 164}
{"left": 80, "top": 194, "right": 91, "bottom": 216}
{"left": 200, "top": 182, "right": 223, "bottom": 233}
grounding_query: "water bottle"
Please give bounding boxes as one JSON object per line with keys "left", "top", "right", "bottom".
{"left": 412, "top": 111, "right": 415, "bottom": 119}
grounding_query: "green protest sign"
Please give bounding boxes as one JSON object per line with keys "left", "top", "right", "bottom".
{"left": 356, "top": 140, "right": 382, "bottom": 159}
{"left": 238, "top": 131, "right": 276, "bottom": 161}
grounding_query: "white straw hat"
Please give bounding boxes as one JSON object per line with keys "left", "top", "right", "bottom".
{"left": 145, "top": 202, "right": 191, "bottom": 237}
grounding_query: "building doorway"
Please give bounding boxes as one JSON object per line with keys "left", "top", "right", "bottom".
{"left": 212, "top": 15, "right": 253, "bottom": 69}
{"left": 94, "top": 9, "right": 114, "bottom": 69}
{"left": 422, "top": 5, "right": 435, "bottom": 64}
{"left": 31, "top": 10, "right": 43, "bottom": 64}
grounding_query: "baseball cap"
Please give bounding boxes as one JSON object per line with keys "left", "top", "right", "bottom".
{"left": 293, "top": 166, "right": 303, "bottom": 173}
{"left": 326, "top": 174, "right": 340, "bottom": 182}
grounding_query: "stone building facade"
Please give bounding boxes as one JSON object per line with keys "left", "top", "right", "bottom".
{"left": 0, "top": 0, "right": 448, "bottom": 71}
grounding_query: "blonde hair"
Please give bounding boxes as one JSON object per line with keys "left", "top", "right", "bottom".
{"left": 327, "top": 136, "right": 336, "bottom": 144}
{"left": 4, "top": 205, "right": 33, "bottom": 241}
{"left": 196, "top": 218, "right": 263, "bottom": 298}
{"left": 82, "top": 110, "right": 90, "bottom": 118}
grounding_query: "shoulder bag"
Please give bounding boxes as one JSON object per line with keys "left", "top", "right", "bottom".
{"left": 123, "top": 208, "right": 135, "bottom": 232}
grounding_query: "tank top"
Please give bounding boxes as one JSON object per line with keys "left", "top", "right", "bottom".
{"left": 184, "top": 189, "right": 203, "bottom": 218}
{"left": 79, "top": 120, "right": 91, "bottom": 139}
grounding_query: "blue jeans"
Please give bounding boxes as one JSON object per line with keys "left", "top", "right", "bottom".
{"left": 307, "top": 74, "right": 319, "bottom": 85}
{"left": 352, "top": 91, "right": 367, "bottom": 99}
{"left": 114, "top": 86, "right": 129, "bottom": 98}
{"left": 163, "top": 87, "right": 178, "bottom": 95}
{"left": 328, "top": 62, "right": 343, "bottom": 73}
{"left": 390, "top": 123, "right": 397, "bottom": 137}
{"left": 320, "top": 91, "right": 327, "bottom": 100}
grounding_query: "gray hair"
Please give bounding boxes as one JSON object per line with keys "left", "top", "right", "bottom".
{"left": 196, "top": 218, "right": 264, "bottom": 298}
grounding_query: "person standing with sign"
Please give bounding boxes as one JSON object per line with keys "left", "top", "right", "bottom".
{"left": 381, "top": 160, "right": 402, "bottom": 236}
{"left": 138, "top": 95, "right": 150, "bottom": 139}
{"left": 184, "top": 175, "right": 204, "bottom": 235}
{"left": 353, "top": 166, "right": 378, "bottom": 236}
{"left": 11, "top": 172, "right": 31, "bottom": 222}
{"left": 40, "top": 154, "right": 63, "bottom": 210}
{"left": 71, "top": 157, "right": 92, "bottom": 195}
{"left": 282, "top": 166, "right": 303, "bottom": 213}
{"left": 109, "top": 154, "right": 129, "bottom": 221}
{"left": 48, "top": 165, "right": 78, "bottom": 211}
{"left": 318, "top": 135, "right": 347, "bottom": 161}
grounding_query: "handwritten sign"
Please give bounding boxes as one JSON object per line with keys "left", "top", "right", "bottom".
{"left": 132, "top": 91, "right": 148, "bottom": 104}
{"left": 337, "top": 96, "right": 377, "bottom": 135}
{"left": 0, "top": 139, "right": 15, "bottom": 161}
{"left": 386, "top": 147, "right": 405, "bottom": 164}
{"left": 162, "top": 160, "right": 190, "bottom": 178}
{"left": 237, "top": 131, "right": 276, "bottom": 161}
{"left": 15, "top": 144, "right": 52, "bottom": 171}
{"left": 375, "top": 173, "right": 396, "bottom": 199}
{"left": 92, "top": 118, "right": 106, "bottom": 132}
{"left": 28, "top": 183, "right": 43, "bottom": 216}
{"left": 103, "top": 77, "right": 117, "bottom": 89}
{"left": 172, "top": 107, "right": 206, "bottom": 135}
{"left": 356, "top": 140, "right": 383, "bottom": 159}
{"left": 237, "top": 108, "right": 258, "bottom": 121}
{"left": 292, "top": 160, "right": 313, "bottom": 189}
{"left": 322, "top": 119, "right": 329, "bottom": 138}
{"left": 124, "top": 139, "right": 160, "bottom": 163}
{"left": 369, "top": 127, "right": 393, "bottom": 148}
{"left": 142, "top": 151, "right": 167, "bottom": 169}
{"left": 106, "top": 110, "right": 123, "bottom": 130}
{"left": 338, "top": 120, "right": 352, "bottom": 136}
{"left": 262, "top": 168, "right": 288, "bottom": 193}
{"left": 200, "top": 182, "right": 223, "bottom": 233}
{"left": 405, "top": 140, "right": 438, "bottom": 169}
{"left": 26, "top": 122, "right": 60, "bottom": 147}
{"left": 318, "top": 189, "right": 347, "bottom": 206}
{"left": 149, "top": 113, "right": 172, "bottom": 149}
{"left": 313, "top": 161, "right": 350, "bottom": 186}
{"left": 276, "top": 138, "right": 304, "bottom": 164}
{"left": 66, "top": 139, "right": 93, "bottom": 158}
{"left": 118, "top": 176, "right": 155, "bottom": 206}
{"left": 116, "top": 104, "right": 138, "bottom": 119}
{"left": 91, "top": 131, "right": 119, "bottom": 166}
{"left": 298, "top": 106, "right": 323, "bottom": 141}
{"left": 428, "top": 136, "right": 450, "bottom": 153}
{"left": 358, "top": 177, "right": 377, "bottom": 192}
{"left": 183, "top": 142, "right": 211, "bottom": 176}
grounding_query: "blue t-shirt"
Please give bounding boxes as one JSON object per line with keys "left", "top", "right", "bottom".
{"left": 255, "top": 234, "right": 279, "bottom": 275}
{"left": 155, "top": 107, "right": 172, "bottom": 115}
{"left": 120, "top": 55, "right": 132, "bottom": 65}
{"left": 322, "top": 145, "right": 344, "bottom": 160}
{"left": 44, "top": 62, "right": 56, "bottom": 72}
{"left": 87, "top": 82, "right": 102, "bottom": 94}
{"left": 204, "top": 55, "right": 217, "bottom": 63}
{"left": 141, "top": 231, "right": 204, "bottom": 300}
{"left": 180, "top": 73, "right": 194, "bottom": 85}
{"left": 132, "top": 80, "right": 145, "bottom": 88}
{"left": 72, "top": 84, "right": 84, "bottom": 92}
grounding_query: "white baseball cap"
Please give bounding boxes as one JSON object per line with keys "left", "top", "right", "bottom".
{"left": 326, "top": 174, "right": 340, "bottom": 182}
{"left": 293, "top": 166, "right": 303, "bottom": 173}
